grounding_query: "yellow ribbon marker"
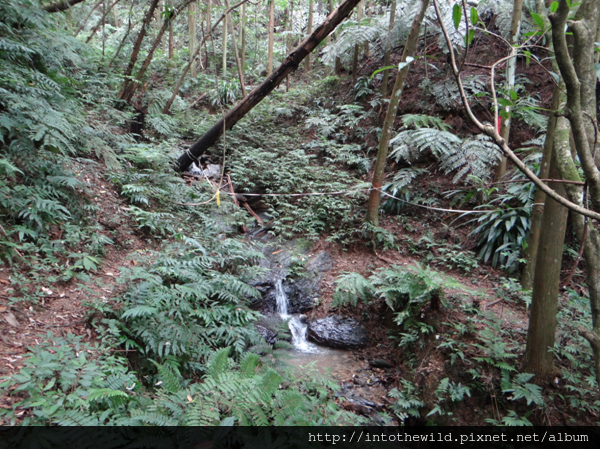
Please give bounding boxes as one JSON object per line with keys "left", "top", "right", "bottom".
{"left": 216, "top": 191, "right": 220, "bottom": 206}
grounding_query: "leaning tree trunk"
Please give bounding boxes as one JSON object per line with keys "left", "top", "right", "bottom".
{"left": 118, "top": 0, "right": 160, "bottom": 103}
{"left": 174, "top": 0, "right": 364, "bottom": 172}
{"left": 365, "top": 0, "right": 429, "bottom": 225}
{"left": 522, "top": 117, "right": 570, "bottom": 381}
{"left": 45, "top": 0, "right": 86, "bottom": 13}
{"left": 493, "top": 0, "right": 524, "bottom": 181}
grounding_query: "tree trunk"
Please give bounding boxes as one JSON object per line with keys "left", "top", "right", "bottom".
{"left": 365, "top": 0, "right": 429, "bottom": 225}
{"left": 381, "top": 0, "right": 395, "bottom": 97}
{"left": 240, "top": 3, "right": 246, "bottom": 78}
{"left": 118, "top": 0, "right": 160, "bottom": 102}
{"left": 352, "top": 0, "right": 364, "bottom": 82}
{"left": 522, "top": 117, "right": 570, "bottom": 381}
{"left": 75, "top": 0, "right": 103, "bottom": 37}
{"left": 120, "top": 0, "right": 193, "bottom": 103}
{"left": 225, "top": 0, "right": 246, "bottom": 96}
{"left": 326, "top": 0, "right": 333, "bottom": 45}
{"left": 108, "top": 0, "right": 133, "bottom": 67}
{"left": 168, "top": 0, "right": 174, "bottom": 59}
{"left": 304, "top": 0, "right": 314, "bottom": 72}
{"left": 174, "top": 0, "right": 364, "bottom": 171}
{"left": 520, "top": 85, "right": 560, "bottom": 289}
{"left": 190, "top": 1, "right": 197, "bottom": 77}
{"left": 45, "top": 0, "right": 86, "bottom": 13}
{"left": 493, "top": 0, "right": 524, "bottom": 181}
{"left": 364, "top": 0, "right": 372, "bottom": 57}
{"left": 206, "top": 0, "right": 212, "bottom": 67}
{"left": 113, "top": 3, "right": 119, "bottom": 27}
{"left": 222, "top": 12, "right": 228, "bottom": 76}
{"left": 163, "top": 0, "right": 251, "bottom": 114}
{"left": 550, "top": 0, "right": 600, "bottom": 387}
{"left": 85, "top": 0, "right": 121, "bottom": 44}
{"left": 267, "top": 0, "right": 275, "bottom": 75}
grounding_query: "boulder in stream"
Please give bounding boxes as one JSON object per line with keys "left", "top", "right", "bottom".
{"left": 307, "top": 315, "right": 368, "bottom": 349}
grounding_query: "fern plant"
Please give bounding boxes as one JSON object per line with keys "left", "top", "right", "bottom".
{"left": 389, "top": 127, "right": 502, "bottom": 183}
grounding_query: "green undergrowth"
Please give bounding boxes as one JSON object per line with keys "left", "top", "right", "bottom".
{"left": 332, "top": 263, "right": 599, "bottom": 425}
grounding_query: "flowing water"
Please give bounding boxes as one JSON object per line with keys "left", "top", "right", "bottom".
{"left": 274, "top": 279, "right": 319, "bottom": 353}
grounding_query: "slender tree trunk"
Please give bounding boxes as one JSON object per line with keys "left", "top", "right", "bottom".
{"left": 168, "top": 0, "right": 174, "bottom": 58}
{"left": 190, "top": 2, "right": 197, "bottom": 77}
{"left": 267, "top": 0, "right": 275, "bottom": 74}
{"left": 225, "top": 0, "right": 246, "bottom": 96}
{"left": 222, "top": 13, "right": 228, "bottom": 76}
{"left": 102, "top": 0, "right": 106, "bottom": 56}
{"left": 286, "top": 0, "right": 294, "bottom": 86}
{"left": 120, "top": 0, "right": 193, "bottom": 103}
{"left": 550, "top": 0, "right": 600, "bottom": 387}
{"left": 75, "top": 0, "right": 104, "bottom": 37}
{"left": 493, "top": 0, "right": 524, "bottom": 181}
{"left": 326, "top": 0, "right": 333, "bottom": 45}
{"left": 86, "top": 0, "right": 121, "bottom": 44}
{"left": 206, "top": 0, "right": 212, "bottom": 67}
{"left": 381, "top": 0, "right": 395, "bottom": 97}
{"left": 522, "top": 117, "right": 570, "bottom": 381}
{"left": 521, "top": 0, "right": 555, "bottom": 289}
{"left": 163, "top": 0, "right": 251, "bottom": 114}
{"left": 305, "top": 0, "right": 314, "bottom": 71}
{"left": 118, "top": 0, "right": 160, "bottom": 101}
{"left": 352, "top": 0, "right": 364, "bottom": 82}
{"left": 241, "top": 3, "right": 246, "bottom": 79}
{"left": 365, "top": 0, "right": 429, "bottom": 225}
{"left": 175, "top": 0, "right": 364, "bottom": 171}
{"left": 364, "top": 0, "right": 372, "bottom": 57}
{"left": 113, "top": 3, "right": 119, "bottom": 27}
{"left": 520, "top": 85, "right": 561, "bottom": 289}
{"left": 108, "top": 1, "right": 134, "bottom": 67}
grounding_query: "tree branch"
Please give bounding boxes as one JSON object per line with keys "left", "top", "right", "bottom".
{"left": 432, "top": 0, "right": 600, "bottom": 222}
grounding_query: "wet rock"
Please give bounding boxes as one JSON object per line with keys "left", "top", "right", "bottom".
{"left": 256, "top": 324, "right": 277, "bottom": 345}
{"left": 248, "top": 242, "right": 331, "bottom": 314}
{"left": 307, "top": 315, "right": 368, "bottom": 349}
{"left": 341, "top": 402, "right": 372, "bottom": 416}
{"left": 369, "top": 359, "right": 394, "bottom": 369}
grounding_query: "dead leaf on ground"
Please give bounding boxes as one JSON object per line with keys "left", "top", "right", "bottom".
{"left": 0, "top": 279, "right": 9, "bottom": 285}
{"left": 3, "top": 312, "right": 20, "bottom": 328}
{"left": 0, "top": 306, "right": 6, "bottom": 313}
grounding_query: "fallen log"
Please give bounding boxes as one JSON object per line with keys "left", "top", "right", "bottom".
{"left": 174, "top": 0, "right": 362, "bottom": 172}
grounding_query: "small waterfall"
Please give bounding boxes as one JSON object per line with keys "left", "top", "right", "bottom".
{"left": 274, "top": 279, "right": 318, "bottom": 353}
{"left": 275, "top": 279, "right": 288, "bottom": 317}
